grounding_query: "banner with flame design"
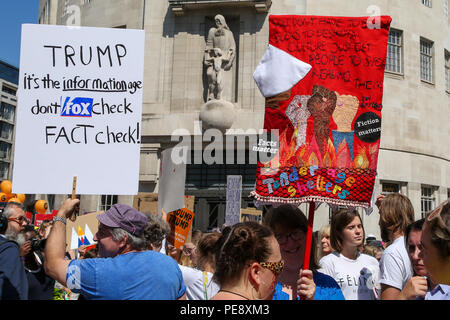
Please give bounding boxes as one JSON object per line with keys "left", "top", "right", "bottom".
{"left": 252, "top": 15, "right": 392, "bottom": 208}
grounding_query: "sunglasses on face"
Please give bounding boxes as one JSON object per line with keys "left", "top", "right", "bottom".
{"left": 259, "top": 259, "right": 285, "bottom": 277}
{"left": 9, "top": 216, "right": 29, "bottom": 225}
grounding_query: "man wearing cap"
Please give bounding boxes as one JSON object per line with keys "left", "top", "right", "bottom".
{"left": 44, "top": 198, "right": 186, "bottom": 300}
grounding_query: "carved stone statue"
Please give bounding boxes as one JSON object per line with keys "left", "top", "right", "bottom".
{"left": 200, "top": 14, "right": 238, "bottom": 132}
{"left": 204, "top": 14, "right": 236, "bottom": 101}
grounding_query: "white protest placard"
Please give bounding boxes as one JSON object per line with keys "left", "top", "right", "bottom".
{"left": 158, "top": 147, "right": 187, "bottom": 215}
{"left": 12, "top": 24, "right": 145, "bottom": 195}
{"left": 225, "top": 175, "right": 242, "bottom": 226}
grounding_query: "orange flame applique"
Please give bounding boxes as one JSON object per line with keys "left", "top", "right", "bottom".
{"left": 305, "top": 135, "right": 323, "bottom": 167}
{"left": 322, "top": 138, "right": 336, "bottom": 167}
{"left": 353, "top": 147, "right": 370, "bottom": 169}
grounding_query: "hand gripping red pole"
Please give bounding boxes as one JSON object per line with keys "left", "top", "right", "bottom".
{"left": 303, "top": 201, "right": 315, "bottom": 270}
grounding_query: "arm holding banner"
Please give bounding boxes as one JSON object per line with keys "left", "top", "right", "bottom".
{"left": 297, "top": 269, "right": 316, "bottom": 300}
{"left": 44, "top": 198, "right": 80, "bottom": 287}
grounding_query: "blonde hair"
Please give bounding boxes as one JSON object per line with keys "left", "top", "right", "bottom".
{"left": 38, "top": 220, "right": 53, "bottom": 238}
{"left": 363, "top": 245, "right": 381, "bottom": 258}
{"left": 425, "top": 199, "right": 450, "bottom": 259}
{"left": 319, "top": 225, "right": 331, "bottom": 238}
{"left": 379, "top": 193, "right": 414, "bottom": 236}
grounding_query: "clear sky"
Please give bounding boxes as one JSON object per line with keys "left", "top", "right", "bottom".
{"left": 0, "top": 1, "right": 39, "bottom": 68}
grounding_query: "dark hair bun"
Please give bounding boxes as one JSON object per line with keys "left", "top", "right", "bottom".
{"left": 213, "top": 222, "right": 274, "bottom": 287}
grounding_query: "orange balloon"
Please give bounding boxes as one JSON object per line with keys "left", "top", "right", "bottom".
{"left": 0, "top": 192, "right": 7, "bottom": 202}
{"left": 8, "top": 197, "right": 20, "bottom": 203}
{"left": 35, "top": 200, "right": 48, "bottom": 214}
{"left": 5, "top": 193, "right": 14, "bottom": 200}
{"left": 16, "top": 194, "right": 26, "bottom": 203}
{"left": 0, "top": 180, "right": 12, "bottom": 194}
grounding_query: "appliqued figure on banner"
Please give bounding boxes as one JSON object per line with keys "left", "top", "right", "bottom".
{"left": 285, "top": 95, "right": 311, "bottom": 151}
{"left": 307, "top": 85, "right": 337, "bottom": 158}
{"left": 332, "top": 93, "right": 359, "bottom": 161}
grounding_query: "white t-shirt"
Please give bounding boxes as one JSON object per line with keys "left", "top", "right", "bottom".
{"left": 319, "top": 251, "right": 381, "bottom": 300}
{"left": 179, "top": 265, "right": 220, "bottom": 300}
{"left": 379, "top": 236, "right": 412, "bottom": 290}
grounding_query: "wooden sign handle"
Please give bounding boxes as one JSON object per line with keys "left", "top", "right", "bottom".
{"left": 69, "top": 176, "right": 77, "bottom": 221}
{"left": 71, "top": 176, "right": 77, "bottom": 200}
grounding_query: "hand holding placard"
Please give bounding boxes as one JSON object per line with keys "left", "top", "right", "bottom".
{"left": 166, "top": 208, "right": 195, "bottom": 250}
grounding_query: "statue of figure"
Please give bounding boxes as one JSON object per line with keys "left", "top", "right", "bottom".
{"left": 204, "top": 14, "right": 236, "bottom": 101}
{"left": 204, "top": 48, "right": 226, "bottom": 100}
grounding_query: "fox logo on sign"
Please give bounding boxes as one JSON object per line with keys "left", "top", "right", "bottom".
{"left": 61, "top": 97, "right": 93, "bottom": 117}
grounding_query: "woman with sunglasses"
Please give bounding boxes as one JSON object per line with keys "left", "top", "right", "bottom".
{"left": 211, "top": 222, "right": 283, "bottom": 300}
{"left": 264, "top": 204, "right": 344, "bottom": 300}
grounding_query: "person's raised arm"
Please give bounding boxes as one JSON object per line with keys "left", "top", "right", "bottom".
{"left": 44, "top": 198, "right": 80, "bottom": 286}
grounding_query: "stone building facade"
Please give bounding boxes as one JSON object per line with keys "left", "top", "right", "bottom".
{"left": 36, "top": 0, "right": 449, "bottom": 238}
{"left": 0, "top": 61, "right": 19, "bottom": 182}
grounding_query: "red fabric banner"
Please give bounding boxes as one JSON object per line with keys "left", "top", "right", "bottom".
{"left": 252, "top": 15, "right": 392, "bottom": 208}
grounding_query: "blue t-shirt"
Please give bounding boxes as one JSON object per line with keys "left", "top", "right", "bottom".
{"left": 67, "top": 250, "right": 186, "bottom": 300}
{"left": 0, "top": 236, "right": 28, "bottom": 300}
{"left": 272, "top": 271, "right": 345, "bottom": 300}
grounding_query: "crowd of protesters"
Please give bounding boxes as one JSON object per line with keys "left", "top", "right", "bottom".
{"left": 0, "top": 193, "right": 449, "bottom": 300}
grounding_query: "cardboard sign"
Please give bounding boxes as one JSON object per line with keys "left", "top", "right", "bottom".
{"left": 66, "top": 211, "right": 102, "bottom": 250}
{"left": 225, "top": 175, "right": 242, "bottom": 226}
{"left": 166, "top": 208, "right": 195, "bottom": 250}
{"left": 12, "top": 24, "right": 145, "bottom": 195}
{"left": 240, "top": 208, "right": 263, "bottom": 224}
{"left": 252, "top": 15, "right": 392, "bottom": 208}
{"left": 133, "top": 192, "right": 159, "bottom": 215}
{"left": 133, "top": 193, "right": 195, "bottom": 216}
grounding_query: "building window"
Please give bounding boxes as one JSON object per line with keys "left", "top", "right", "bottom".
{"left": 0, "top": 102, "right": 15, "bottom": 122}
{"left": 386, "top": 29, "right": 403, "bottom": 74}
{"left": 420, "top": 38, "right": 434, "bottom": 83}
{"left": 0, "top": 162, "right": 9, "bottom": 180}
{"left": 445, "top": 50, "right": 450, "bottom": 92}
{"left": 0, "top": 123, "right": 13, "bottom": 141}
{"left": 422, "top": 0, "right": 432, "bottom": 7}
{"left": 186, "top": 150, "right": 257, "bottom": 189}
{"left": 381, "top": 182, "right": 401, "bottom": 195}
{"left": 39, "top": 0, "right": 50, "bottom": 24}
{"left": 1, "top": 85, "right": 16, "bottom": 96}
{"left": 0, "top": 142, "right": 11, "bottom": 160}
{"left": 98, "top": 195, "right": 118, "bottom": 212}
{"left": 421, "top": 186, "right": 436, "bottom": 218}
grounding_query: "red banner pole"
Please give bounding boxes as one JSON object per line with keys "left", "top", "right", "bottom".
{"left": 303, "top": 201, "right": 315, "bottom": 270}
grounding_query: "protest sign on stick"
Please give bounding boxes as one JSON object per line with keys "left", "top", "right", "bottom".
{"left": 225, "top": 175, "right": 242, "bottom": 226}
{"left": 158, "top": 147, "right": 186, "bottom": 215}
{"left": 12, "top": 24, "right": 145, "bottom": 195}
{"left": 252, "top": 15, "right": 392, "bottom": 285}
{"left": 166, "top": 208, "right": 195, "bottom": 250}
{"left": 252, "top": 15, "right": 392, "bottom": 209}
